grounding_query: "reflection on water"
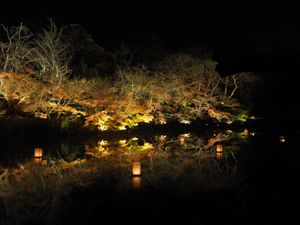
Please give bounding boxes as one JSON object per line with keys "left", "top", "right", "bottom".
{"left": 132, "top": 176, "right": 141, "bottom": 188}
{"left": 0, "top": 128, "right": 260, "bottom": 224}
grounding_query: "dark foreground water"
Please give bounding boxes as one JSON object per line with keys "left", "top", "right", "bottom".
{"left": 0, "top": 124, "right": 299, "bottom": 225}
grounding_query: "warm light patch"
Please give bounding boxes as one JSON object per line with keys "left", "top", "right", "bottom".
{"left": 34, "top": 112, "right": 48, "bottom": 119}
{"left": 216, "top": 144, "right": 223, "bottom": 153}
{"left": 159, "top": 119, "right": 167, "bottom": 124}
{"left": 34, "top": 148, "right": 43, "bottom": 164}
{"left": 216, "top": 152, "right": 223, "bottom": 160}
{"left": 141, "top": 114, "right": 153, "bottom": 123}
{"left": 99, "top": 140, "right": 108, "bottom": 146}
{"left": 132, "top": 161, "right": 141, "bottom": 176}
{"left": 178, "top": 133, "right": 190, "bottom": 145}
{"left": 141, "top": 142, "right": 154, "bottom": 150}
{"left": 34, "top": 148, "right": 43, "bottom": 158}
{"left": 118, "top": 126, "right": 127, "bottom": 130}
{"left": 98, "top": 125, "right": 108, "bottom": 131}
{"left": 279, "top": 136, "right": 286, "bottom": 143}
{"left": 132, "top": 176, "right": 141, "bottom": 188}
{"left": 118, "top": 140, "right": 127, "bottom": 145}
{"left": 34, "top": 158, "right": 42, "bottom": 164}
{"left": 179, "top": 136, "right": 185, "bottom": 145}
{"left": 180, "top": 119, "right": 190, "bottom": 124}
{"left": 95, "top": 140, "right": 109, "bottom": 152}
{"left": 182, "top": 133, "right": 190, "bottom": 137}
{"left": 158, "top": 135, "right": 167, "bottom": 142}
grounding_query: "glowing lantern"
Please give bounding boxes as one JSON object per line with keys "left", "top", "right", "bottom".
{"left": 216, "top": 152, "right": 223, "bottom": 160}
{"left": 250, "top": 132, "right": 255, "bottom": 136}
{"left": 132, "top": 176, "right": 141, "bottom": 188}
{"left": 34, "top": 148, "right": 43, "bottom": 164}
{"left": 216, "top": 144, "right": 223, "bottom": 153}
{"left": 132, "top": 161, "right": 141, "bottom": 176}
{"left": 34, "top": 148, "right": 43, "bottom": 158}
{"left": 243, "top": 128, "right": 249, "bottom": 135}
{"left": 279, "top": 136, "right": 286, "bottom": 143}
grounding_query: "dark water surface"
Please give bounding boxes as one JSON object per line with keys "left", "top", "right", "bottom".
{"left": 0, "top": 125, "right": 299, "bottom": 225}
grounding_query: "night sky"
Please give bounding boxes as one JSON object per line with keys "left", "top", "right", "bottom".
{"left": 2, "top": 2, "right": 299, "bottom": 67}
{"left": 1, "top": 2, "right": 300, "bottom": 122}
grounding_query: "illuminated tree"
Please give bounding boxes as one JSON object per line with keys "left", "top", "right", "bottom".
{"left": 0, "top": 23, "right": 33, "bottom": 73}
{"left": 33, "top": 19, "right": 71, "bottom": 83}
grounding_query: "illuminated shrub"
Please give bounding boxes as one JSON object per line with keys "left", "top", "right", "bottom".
{"left": 0, "top": 21, "right": 255, "bottom": 131}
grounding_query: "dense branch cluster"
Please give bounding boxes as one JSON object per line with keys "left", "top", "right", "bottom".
{"left": 0, "top": 21, "right": 256, "bottom": 131}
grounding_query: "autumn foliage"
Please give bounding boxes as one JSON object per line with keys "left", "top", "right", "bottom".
{"left": 0, "top": 21, "right": 255, "bottom": 131}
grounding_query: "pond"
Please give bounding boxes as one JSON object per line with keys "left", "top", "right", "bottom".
{"left": 0, "top": 125, "right": 298, "bottom": 225}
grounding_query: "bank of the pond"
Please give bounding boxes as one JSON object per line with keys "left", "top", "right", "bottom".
{"left": 0, "top": 115, "right": 251, "bottom": 139}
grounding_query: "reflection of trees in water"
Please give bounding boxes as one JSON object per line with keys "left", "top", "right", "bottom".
{"left": 0, "top": 130, "right": 246, "bottom": 225}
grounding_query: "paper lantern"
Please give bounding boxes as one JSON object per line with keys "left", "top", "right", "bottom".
{"left": 279, "top": 136, "right": 286, "bottom": 143}
{"left": 132, "top": 176, "right": 141, "bottom": 188}
{"left": 243, "top": 128, "right": 249, "bottom": 135}
{"left": 132, "top": 161, "right": 141, "bottom": 176}
{"left": 216, "top": 144, "right": 223, "bottom": 153}
{"left": 34, "top": 148, "right": 43, "bottom": 158}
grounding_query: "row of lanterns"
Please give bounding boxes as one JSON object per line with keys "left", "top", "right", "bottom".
{"left": 33, "top": 133, "right": 286, "bottom": 189}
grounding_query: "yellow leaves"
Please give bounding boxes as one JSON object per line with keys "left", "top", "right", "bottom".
{"left": 84, "top": 111, "right": 112, "bottom": 131}
{"left": 84, "top": 140, "right": 112, "bottom": 157}
{"left": 139, "top": 114, "right": 153, "bottom": 123}
{"left": 84, "top": 110, "right": 155, "bottom": 131}
{"left": 56, "top": 105, "right": 86, "bottom": 117}
{"left": 34, "top": 112, "right": 48, "bottom": 119}
{"left": 140, "top": 142, "right": 154, "bottom": 151}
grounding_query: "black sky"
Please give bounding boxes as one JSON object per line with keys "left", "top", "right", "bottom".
{"left": 1, "top": 2, "right": 300, "bottom": 71}
{"left": 1, "top": 2, "right": 299, "bottom": 49}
